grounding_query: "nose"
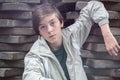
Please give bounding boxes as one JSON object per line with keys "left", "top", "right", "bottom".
{"left": 47, "top": 25, "right": 53, "bottom": 33}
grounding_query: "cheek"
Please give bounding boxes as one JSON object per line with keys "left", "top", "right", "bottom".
{"left": 39, "top": 30, "right": 44, "bottom": 36}
{"left": 39, "top": 30, "right": 47, "bottom": 37}
{"left": 39, "top": 31, "right": 41, "bottom": 35}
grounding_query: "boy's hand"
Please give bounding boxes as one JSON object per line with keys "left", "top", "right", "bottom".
{"left": 100, "top": 24, "right": 120, "bottom": 56}
{"left": 103, "top": 32, "right": 120, "bottom": 56}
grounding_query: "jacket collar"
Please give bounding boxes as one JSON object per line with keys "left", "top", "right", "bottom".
{"left": 30, "top": 28, "right": 72, "bottom": 58}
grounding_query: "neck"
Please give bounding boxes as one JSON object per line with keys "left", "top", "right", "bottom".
{"left": 48, "top": 37, "right": 62, "bottom": 51}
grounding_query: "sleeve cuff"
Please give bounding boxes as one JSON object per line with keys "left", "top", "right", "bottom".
{"left": 99, "top": 18, "right": 109, "bottom": 27}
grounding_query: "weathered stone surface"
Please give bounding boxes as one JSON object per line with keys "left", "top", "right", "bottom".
{"left": 0, "top": 0, "right": 40, "bottom": 3}
{"left": 86, "top": 35, "right": 120, "bottom": 43}
{"left": 100, "top": 0, "right": 120, "bottom": 2}
{"left": 0, "top": 76, "right": 21, "bottom": 80}
{"left": 86, "top": 59, "right": 120, "bottom": 69}
{"left": 85, "top": 67, "right": 120, "bottom": 77}
{"left": 0, "top": 43, "right": 32, "bottom": 51}
{"left": 86, "top": 35, "right": 104, "bottom": 43}
{"left": 0, "top": 52, "right": 26, "bottom": 60}
{"left": 0, "top": 60, "right": 23, "bottom": 68}
{"left": 109, "top": 20, "right": 120, "bottom": 27}
{"left": 83, "top": 43, "right": 106, "bottom": 52}
{"left": 109, "top": 11, "right": 120, "bottom": 19}
{"left": 104, "top": 2, "right": 120, "bottom": 11}
{"left": 76, "top": 1, "right": 120, "bottom": 11}
{"left": 81, "top": 50, "right": 120, "bottom": 60}
{"left": 0, "top": 28, "right": 35, "bottom": 35}
{"left": 66, "top": 11, "right": 120, "bottom": 20}
{"left": 75, "top": 1, "right": 87, "bottom": 10}
{"left": 0, "top": 19, "right": 32, "bottom": 27}
{"left": 61, "top": 0, "right": 120, "bottom": 3}
{"left": 0, "top": 35, "right": 37, "bottom": 43}
{"left": 61, "top": 0, "right": 78, "bottom": 3}
{"left": 0, "top": 12, "right": 32, "bottom": 20}
{"left": 56, "top": 3, "right": 75, "bottom": 13}
{"left": 90, "top": 27, "right": 120, "bottom": 36}
{"left": 0, "top": 68, "right": 23, "bottom": 77}
{"left": 66, "top": 11, "right": 79, "bottom": 20}
{"left": 0, "top": 3, "right": 32, "bottom": 11}
{"left": 87, "top": 75, "right": 114, "bottom": 80}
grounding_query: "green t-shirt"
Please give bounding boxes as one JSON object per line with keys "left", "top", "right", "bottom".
{"left": 52, "top": 44, "right": 70, "bottom": 80}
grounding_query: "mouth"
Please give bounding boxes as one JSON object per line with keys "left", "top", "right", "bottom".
{"left": 49, "top": 34, "right": 56, "bottom": 38}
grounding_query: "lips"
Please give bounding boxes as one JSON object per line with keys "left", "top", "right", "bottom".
{"left": 49, "top": 34, "right": 56, "bottom": 38}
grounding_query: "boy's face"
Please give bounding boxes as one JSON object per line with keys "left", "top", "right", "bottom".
{"left": 39, "top": 13, "right": 63, "bottom": 44}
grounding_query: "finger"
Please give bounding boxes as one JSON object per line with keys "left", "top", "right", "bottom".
{"left": 108, "top": 49, "right": 114, "bottom": 56}
{"left": 116, "top": 44, "right": 120, "bottom": 50}
{"left": 112, "top": 48, "right": 118, "bottom": 56}
{"left": 108, "top": 48, "right": 117, "bottom": 56}
{"left": 114, "top": 45, "right": 119, "bottom": 53}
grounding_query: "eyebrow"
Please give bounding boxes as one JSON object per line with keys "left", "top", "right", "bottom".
{"left": 49, "top": 18, "right": 56, "bottom": 22}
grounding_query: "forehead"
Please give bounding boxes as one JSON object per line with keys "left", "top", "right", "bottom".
{"left": 40, "top": 13, "right": 59, "bottom": 24}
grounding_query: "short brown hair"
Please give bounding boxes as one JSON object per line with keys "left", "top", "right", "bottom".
{"left": 32, "top": 3, "right": 63, "bottom": 35}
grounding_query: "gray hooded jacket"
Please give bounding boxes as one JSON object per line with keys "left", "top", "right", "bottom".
{"left": 23, "top": 1, "right": 109, "bottom": 80}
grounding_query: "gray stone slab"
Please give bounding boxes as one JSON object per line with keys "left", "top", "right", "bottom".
{"left": 61, "top": 0, "right": 120, "bottom": 3}
{"left": 56, "top": 2, "right": 75, "bottom": 13}
{"left": 0, "top": 76, "right": 21, "bottom": 80}
{"left": 87, "top": 75, "right": 114, "bottom": 80}
{"left": 0, "top": 68, "right": 23, "bottom": 77}
{"left": 0, "top": 35, "right": 37, "bottom": 43}
{"left": 0, "top": 60, "right": 23, "bottom": 68}
{"left": 0, "top": 43, "right": 33, "bottom": 51}
{"left": 61, "top": 0, "right": 78, "bottom": 3}
{"left": 86, "top": 59, "right": 120, "bottom": 69}
{"left": 0, "top": 52, "right": 26, "bottom": 60}
{"left": 100, "top": 0, "right": 120, "bottom": 2}
{"left": 104, "top": 2, "right": 120, "bottom": 11}
{"left": 86, "top": 35, "right": 120, "bottom": 43}
{"left": 109, "top": 11, "right": 120, "bottom": 19}
{"left": 75, "top": 1, "right": 87, "bottom": 10}
{"left": 0, "top": 12, "right": 32, "bottom": 20}
{"left": 0, "top": 19, "right": 32, "bottom": 27}
{"left": 85, "top": 67, "right": 120, "bottom": 77}
{"left": 66, "top": 11, "right": 120, "bottom": 20}
{"left": 109, "top": 20, "right": 120, "bottom": 27}
{"left": 90, "top": 27, "right": 120, "bottom": 36}
{"left": 76, "top": 1, "right": 120, "bottom": 11}
{"left": 0, "top": 28, "right": 35, "bottom": 36}
{"left": 81, "top": 50, "right": 120, "bottom": 60}
{"left": 86, "top": 35, "right": 104, "bottom": 43}
{"left": 66, "top": 11, "right": 79, "bottom": 20}
{"left": 83, "top": 43, "right": 106, "bottom": 52}
{"left": 0, "top": 0, "right": 40, "bottom": 3}
{"left": 0, "top": 3, "right": 32, "bottom": 11}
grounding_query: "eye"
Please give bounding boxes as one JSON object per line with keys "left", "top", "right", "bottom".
{"left": 50, "top": 21, "right": 56, "bottom": 26}
{"left": 39, "top": 25, "right": 46, "bottom": 30}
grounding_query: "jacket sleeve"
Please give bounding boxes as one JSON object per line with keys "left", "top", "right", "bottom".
{"left": 22, "top": 53, "right": 53, "bottom": 80}
{"left": 67, "top": 1, "right": 109, "bottom": 47}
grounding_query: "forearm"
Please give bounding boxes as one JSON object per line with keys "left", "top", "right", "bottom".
{"left": 100, "top": 24, "right": 120, "bottom": 56}
{"left": 100, "top": 24, "right": 113, "bottom": 39}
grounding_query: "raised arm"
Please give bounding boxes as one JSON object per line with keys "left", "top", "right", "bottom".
{"left": 65, "top": 1, "right": 120, "bottom": 55}
{"left": 66, "top": 1, "right": 109, "bottom": 47}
